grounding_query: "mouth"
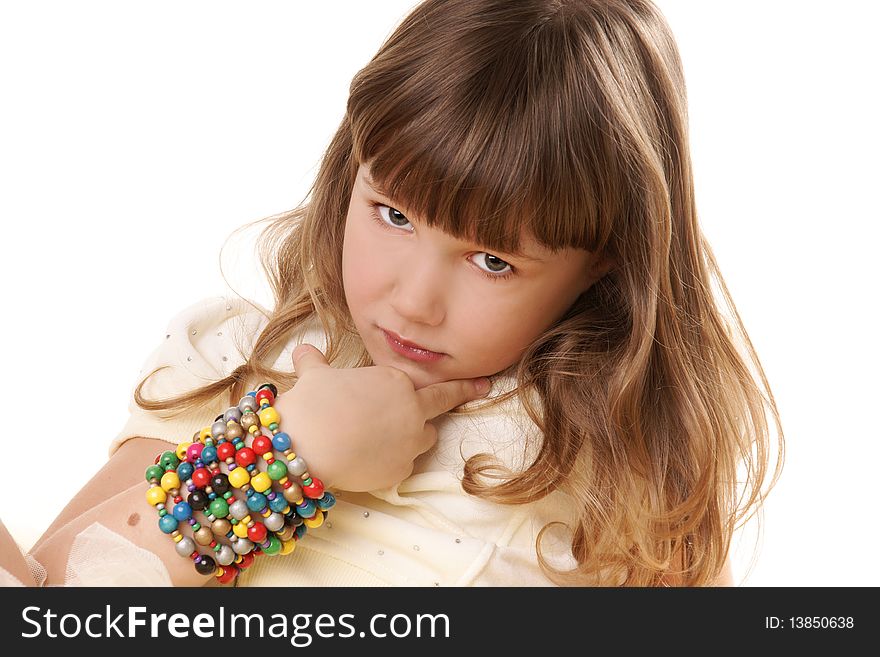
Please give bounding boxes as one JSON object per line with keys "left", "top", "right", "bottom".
{"left": 380, "top": 328, "right": 445, "bottom": 363}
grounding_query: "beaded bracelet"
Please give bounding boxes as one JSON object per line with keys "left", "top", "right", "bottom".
{"left": 144, "top": 382, "right": 337, "bottom": 583}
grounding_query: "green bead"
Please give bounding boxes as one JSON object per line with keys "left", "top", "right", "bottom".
{"left": 269, "top": 422, "right": 279, "bottom": 431}
{"left": 230, "top": 518, "right": 239, "bottom": 525}
{"left": 158, "top": 509, "right": 167, "bottom": 517}
{"left": 302, "top": 477, "right": 312, "bottom": 486}
{"left": 192, "top": 522, "right": 201, "bottom": 531}
{"left": 223, "top": 491, "right": 233, "bottom": 500}
{"left": 159, "top": 450, "right": 180, "bottom": 470}
{"left": 145, "top": 465, "right": 164, "bottom": 482}
{"left": 267, "top": 461, "right": 288, "bottom": 481}
{"left": 264, "top": 534, "right": 282, "bottom": 555}
{"left": 209, "top": 498, "right": 229, "bottom": 518}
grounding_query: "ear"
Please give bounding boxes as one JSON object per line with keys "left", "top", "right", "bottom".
{"left": 581, "top": 255, "right": 615, "bottom": 293}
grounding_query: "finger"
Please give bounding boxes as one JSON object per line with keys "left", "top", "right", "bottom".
{"left": 292, "top": 343, "right": 330, "bottom": 374}
{"left": 416, "top": 376, "right": 491, "bottom": 420}
{"left": 416, "top": 422, "right": 439, "bottom": 456}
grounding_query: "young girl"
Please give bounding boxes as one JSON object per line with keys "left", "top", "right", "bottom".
{"left": 18, "top": 0, "right": 783, "bottom": 587}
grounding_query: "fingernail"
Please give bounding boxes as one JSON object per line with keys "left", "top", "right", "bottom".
{"left": 475, "top": 378, "right": 491, "bottom": 394}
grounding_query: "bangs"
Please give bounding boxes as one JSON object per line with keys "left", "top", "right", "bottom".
{"left": 346, "top": 2, "right": 620, "bottom": 260}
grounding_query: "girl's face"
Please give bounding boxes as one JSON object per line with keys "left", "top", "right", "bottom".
{"left": 342, "top": 163, "right": 610, "bottom": 390}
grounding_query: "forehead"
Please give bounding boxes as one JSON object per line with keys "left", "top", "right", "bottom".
{"left": 356, "top": 165, "right": 554, "bottom": 263}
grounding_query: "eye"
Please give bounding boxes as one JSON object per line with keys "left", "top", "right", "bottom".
{"left": 369, "top": 202, "right": 414, "bottom": 232}
{"left": 369, "top": 202, "right": 517, "bottom": 282}
{"left": 474, "top": 254, "right": 515, "bottom": 282}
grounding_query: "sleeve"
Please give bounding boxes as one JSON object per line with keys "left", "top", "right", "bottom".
{"left": 107, "top": 295, "right": 270, "bottom": 458}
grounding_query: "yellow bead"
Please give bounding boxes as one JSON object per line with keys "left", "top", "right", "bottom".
{"left": 278, "top": 476, "right": 289, "bottom": 485}
{"left": 258, "top": 407, "right": 280, "bottom": 427}
{"left": 146, "top": 486, "right": 166, "bottom": 505}
{"left": 251, "top": 471, "right": 272, "bottom": 493}
{"left": 228, "top": 467, "right": 251, "bottom": 489}
{"left": 232, "top": 523, "right": 249, "bottom": 538}
{"left": 160, "top": 471, "right": 180, "bottom": 492}
{"left": 199, "top": 427, "right": 212, "bottom": 443}
{"left": 303, "top": 509, "right": 324, "bottom": 528}
{"left": 175, "top": 441, "right": 192, "bottom": 461}
{"left": 279, "top": 540, "right": 296, "bottom": 555}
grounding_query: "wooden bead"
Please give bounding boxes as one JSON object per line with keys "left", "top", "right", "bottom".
{"left": 213, "top": 519, "right": 232, "bottom": 535}
{"left": 282, "top": 483, "right": 303, "bottom": 503}
{"left": 194, "top": 526, "right": 214, "bottom": 546}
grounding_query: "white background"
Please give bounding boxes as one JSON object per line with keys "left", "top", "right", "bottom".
{"left": 1, "top": 1, "right": 877, "bottom": 586}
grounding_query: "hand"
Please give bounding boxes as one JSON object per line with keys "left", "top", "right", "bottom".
{"left": 271, "top": 344, "right": 492, "bottom": 492}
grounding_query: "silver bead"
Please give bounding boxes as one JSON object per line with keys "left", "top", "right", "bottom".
{"left": 229, "top": 500, "right": 249, "bottom": 520}
{"left": 264, "top": 512, "right": 285, "bottom": 532}
{"left": 286, "top": 456, "right": 308, "bottom": 477}
{"left": 187, "top": 356, "right": 192, "bottom": 361}
{"left": 413, "top": 545, "right": 420, "bottom": 551}
{"left": 175, "top": 536, "right": 196, "bottom": 557}
{"left": 377, "top": 550, "right": 384, "bottom": 556}
{"left": 232, "top": 537, "right": 254, "bottom": 555}
{"left": 455, "top": 538, "right": 461, "bottom": 544}
{"left": 191, "top": 329, "right": 198, "bottom": 335}
{"left": 222, "top": 356, "right": 228, "bottom": 362}
{"left": 326, "top": 522, "right": 333, "bottom": 529}
{"left": 238, "top": 395, "right": 258, "bottom": 413}
{"left": 362, "top": 511, "right": 370, "bottom": 518}
{"left": 211, "top": 419, "right": 227, "bottom": 440}
{"left": 226, "top": 305, "right": 232, "bottom": 311}
{"left": 166, "top": 334, "right": 171, "bottom": 339}
{"left": 223, "top": 407, "right": 242, "bottom": 423}
{"left": 217, "top": 331, "right": 223, "bottom": 336}
{"left": 434, "top": 582, "right": 440, "bottom": 586}
{"left": 216, "top": 545, "right": 235, "bottom": 566}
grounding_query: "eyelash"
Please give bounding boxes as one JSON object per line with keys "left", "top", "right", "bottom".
{"left": 368, "top": 202, "right": 517, "bottom": 282}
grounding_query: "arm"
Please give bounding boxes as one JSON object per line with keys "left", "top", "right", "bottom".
{"left": 29, "top": 436, "right": 220, "bottom": 587}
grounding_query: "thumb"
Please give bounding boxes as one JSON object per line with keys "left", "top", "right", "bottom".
{"left": 292, "top": 343, "right": 330, "bottom": 374}
{"left": 416, "top": 376, "right": 492, "bottom": 420}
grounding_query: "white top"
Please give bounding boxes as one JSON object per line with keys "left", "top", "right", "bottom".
{"left": 23, "top": 296, "right": 580, "bottom": 586}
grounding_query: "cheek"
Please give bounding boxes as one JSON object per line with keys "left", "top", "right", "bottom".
{"left": 342, "top": 214, "right": 384, "bottom": 307}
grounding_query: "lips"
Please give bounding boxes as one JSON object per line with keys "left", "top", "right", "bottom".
{"left": 381, "top": 328, "right": 441, "bottom": 354}
{"left": 380, "top": 327, "right": 445, "bottom": 363}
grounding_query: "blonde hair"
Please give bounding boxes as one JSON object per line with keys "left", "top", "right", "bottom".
{"left": 136, "top": 0, "right": 784, "bottom": 586}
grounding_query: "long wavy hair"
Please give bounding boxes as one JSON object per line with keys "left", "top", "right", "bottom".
{"left": 135, "top": 0, "right": 784, "bottom": 586}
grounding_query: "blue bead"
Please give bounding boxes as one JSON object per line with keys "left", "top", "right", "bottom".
{"left": 269, "top": 496, "right": 288, "bottom": 513}
{"left": 201, "top": 446, "right": 218, "bottom": 464}
{"left": 296, "top": 498, "right": 316, "bottom": 517}
{"left": 172, "top": 502, "right": 192, "bottom": 521}
{"left": 176, "top": 462, "right": 194, "bottom": 481}
{"left": 247, "top": 391, "right": 257, "bottom": 398}
{"left": 317, "top": 492, "right": 336, "bottom": 511}
{"left": 158, "top": 515, "right": 178, "bottom": 534}
{"left": 271, "top": 432, "right": 292, "bottom": 451}
{"left": 247, "top": 493, "right": 268, "bottom": 512}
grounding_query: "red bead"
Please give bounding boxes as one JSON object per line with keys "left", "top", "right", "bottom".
{"left": 252, "top": 435, "right": 272, "bottom": 455}
{"left": 173, "top": 496, "right": 183, "bottom": 503}
{"left": 235, "top": 447, "right": 256, "bottom": 468}
{"left": 255, "top": 389, "right": 275, "bottom": 406}
{"left": 303, "top": 478, "right": 324, "bottom": 499}
{"left": 217, "top": 442, "right": 236, "bottom": 461}
{"left": 238, "top": 552, "right": 255, "bottom": 570}
{"left": 192, "top": 467, "right": 211, "bottom": 488}
{"left": 247, "top": 522, "right": 268, "bottom": 543}
{"left": 216, "top": 564, "right": 238, "bottom": 584}
{"left": 209, "top": 541, "right": 217, "bottom": 548}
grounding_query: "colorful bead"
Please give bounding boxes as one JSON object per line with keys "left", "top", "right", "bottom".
{"left": 144, "top": 382, "right": 336, "bottom": 583}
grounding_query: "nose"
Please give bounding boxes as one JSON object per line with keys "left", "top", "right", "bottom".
{"left": 388, "top": 250, "right": 447, "bottom": 327}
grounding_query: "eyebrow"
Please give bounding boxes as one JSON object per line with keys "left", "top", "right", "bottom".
{"left": 361, "top": 171, "right": 544, "bottom": 264}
